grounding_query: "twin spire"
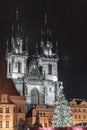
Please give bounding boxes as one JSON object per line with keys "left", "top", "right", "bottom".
{"left": 6, "top": 10, "right": 58, "bottom": 57}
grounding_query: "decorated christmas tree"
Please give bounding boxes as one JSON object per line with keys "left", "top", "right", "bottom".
{"left": 52, "top": 82, "right": 72, "bottom": 127}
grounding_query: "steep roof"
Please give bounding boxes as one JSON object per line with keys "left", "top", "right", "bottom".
{"left": 0, "top": 78, "right": 20, "bottom": 96}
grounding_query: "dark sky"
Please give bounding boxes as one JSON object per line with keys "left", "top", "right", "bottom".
{"left": 0, "top": 0, "right": 87, "bottom": 100}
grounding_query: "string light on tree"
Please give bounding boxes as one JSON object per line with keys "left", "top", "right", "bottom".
{"left": 52, "top": 82, "right": 73, "bottom": 127}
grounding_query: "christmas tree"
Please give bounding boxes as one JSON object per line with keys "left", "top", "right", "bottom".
{"left": 52, "top": 82, "right": 72, "bottom": 127}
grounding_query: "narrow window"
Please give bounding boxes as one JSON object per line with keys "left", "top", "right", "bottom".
{"left": 48, "top": 64, "right": 52, "bottom": 74}
{"left": 83, "top": 115, "right": 86, "bottom": 119}
{"left": 39, "top": 66, "right": 43, "bottom": 74}
{"left": 15, "top": 62, "right": 17, "bottom": 68}
{"left": 6, "top": 108, "right": 9, "bottom": 113}
{"left": 83, "top": 109, "right": 85, "bottom": 112}
{"left": 78, "top": 109, "right": 80, "bottom": 112}
{"left": 0, "top": 108, "right": 3, "bottom": 113}
{"left": 18, "top": 62, "right": 21, "bottom": 73}
{"left": 49, "top": 87, "right": 51, "bottom": 91}
{"left": 45, "top": 123, "right": 47, "bottom": 127}
{"left": 75, "top": 115, "right": 77, "bottom": 119}
{"left": 9, "top": 62, "right": 11, "bottom": 73}
{"left": 0, "top": 121, "right": 2, "bottom": 128}
{"left": 6, "top": 121, "right": 9, "bottom": 128}
{"left": 78, "top": 115, "right": 81, "bottom": 119}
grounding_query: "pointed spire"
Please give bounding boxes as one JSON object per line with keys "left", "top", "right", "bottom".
{"left": 25, "top": 36, "right": 28, "bottom": 55}
{"left": 44, "top": 12, "right": 47, "bottom": 39}
{"left": 50, "top": 29, "right": 51, "bottom": 37}
{"left": 45, "top": 12, "right": 47, "bottom": 25}
{"left": 15, "top": 8, "right": 21, "bottom": 38}
{"left": 36, "top": 42, "right": 38, "bottom": 57}
{"left": 12, "top": 24, "right": 14, "bottom": 32}
{"left": 11, "top": 24, "right": 14, "bottom": 41}
{"left": 41, "top": 29, "right": 43, "bottom": 36}
{"left": 16, "top": 8, "right": 19, "bottom": 21}
{"left": 6, "top": 40, "right": 9, "bottom": 55}
{"left": 56, "top": 41, "right": 58, "bottom": 57}
{"left": 21, "top": 25, "right": 23, "bottom": 33}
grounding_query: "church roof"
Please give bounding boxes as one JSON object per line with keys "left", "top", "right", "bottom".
{"left": 0, "top": 78, "right": 20, "bottom": 96}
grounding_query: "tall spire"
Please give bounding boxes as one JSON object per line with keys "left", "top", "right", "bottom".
{"left": 36, "top": 42, "right": 39, "bottom": 57}
{"left": 15, "top": 8, "right": 21, "bottom": 38}
{"left": 44, "top": 12, "right": 48, "bottom": 40}
{"left": 10, "top": 8, "right": 24, "bottom": 54}
{"left": 11, "top": 24, "right": 14, "bottom": 41}
{"left": 45, "top": 12, "right": 47, "bottom": 25}
{"left": 43, "top": 12, "right": 52, "bottom": 42}
{"left": 56, "top": 41, "right": 58, "bottom": 54}
{"left": 25, "top": 36, "right": 28, "bottom": 55}
{"left": 56, "top": 41, "right": 59, "bottom": 57}
{"left": 40, "top": 12, "right": 53, "bottom": 57}
{"left": 6, "top": 40, "right": 9, "bottom": 57}
{"left": 16, "top": 8, "right": 19, "bottom": 21}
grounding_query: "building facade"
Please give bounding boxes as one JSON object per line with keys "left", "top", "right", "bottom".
{"left": 26, "top": 104, "right": 54, "bottom": 127}
{"left": 69, "top": 99, "right": 87, "bottom": 125}
{"left": 6, "top": 11, "right": 62, "bottom": 112}
{"left": 0, "top": 78, "right": 26, "bottom": 130}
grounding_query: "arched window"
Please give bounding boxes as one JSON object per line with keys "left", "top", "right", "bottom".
{"left": 31, "top": 88, "right": 39, "bottom": 105}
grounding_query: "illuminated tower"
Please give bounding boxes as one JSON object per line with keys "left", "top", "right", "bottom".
{"left": 37, "top": 13, "right": 60, "bottom": 106}
{"left": 38, "top": 13, "right": 59, "bottom": 82}
{"left": 6, "top": 9, "right": 28, "bottom": 95}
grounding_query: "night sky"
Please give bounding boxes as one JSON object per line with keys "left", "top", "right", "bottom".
{"left": 0, "top": 0, "right": 87, "bottom": 100}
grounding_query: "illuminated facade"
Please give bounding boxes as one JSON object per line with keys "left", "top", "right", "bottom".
{"left": 6, "top": 10, "right": 62, "bottom": 112}
{"left": 69, "top": 99, "right": 87, "bottom": 125}
{"left": 26, "top": 104, "right": 54, "bottom": 127}
{"left": 0, "top": 78, "right": 26, "bottom": 130}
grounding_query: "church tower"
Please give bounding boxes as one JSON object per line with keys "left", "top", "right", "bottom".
{"left": 6, "top": 9, "right": 28, "bottom": 95}
{"left": 37, "top": 13, "right": 60, "bottom": 106}
{"left": 38, "top": 13, "right": 59, "bottom": 82}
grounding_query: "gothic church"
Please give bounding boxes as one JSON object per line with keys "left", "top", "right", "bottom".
{"left": 6, "top": 10, "right": 62, "bottom": 112}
